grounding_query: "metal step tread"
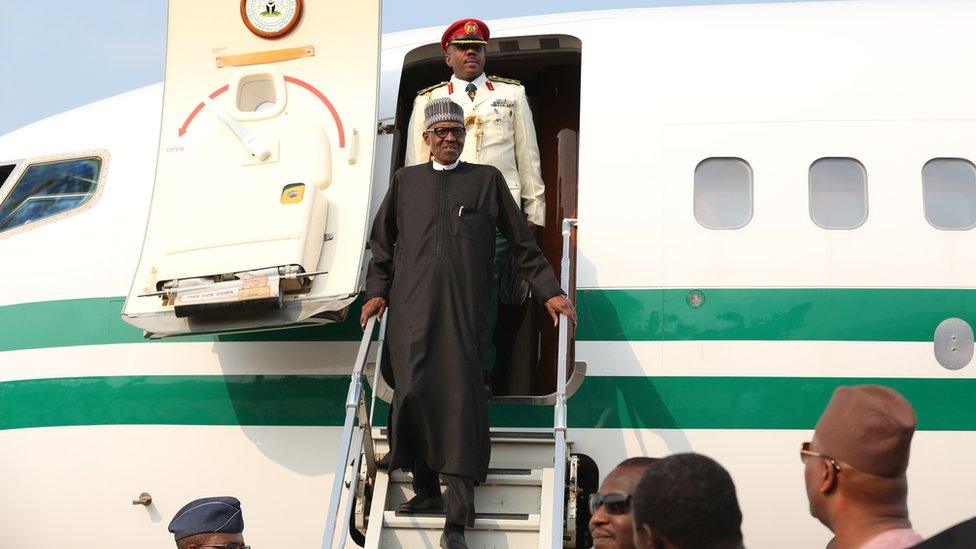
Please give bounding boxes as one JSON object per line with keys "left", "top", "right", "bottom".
{"left": 375, "top": 528, "right": 539, "bottom": 547}
{"left": 374, "top": 429, "right": 554, "bottom": 442}
{"left": 389, "top": 468, "right": 544, "bottom": 486}
{"left": 388, "top": 487, "right": 543, "bottom": 516}
{"left": 382, "top": 511, "right": 541, "bottom": 531}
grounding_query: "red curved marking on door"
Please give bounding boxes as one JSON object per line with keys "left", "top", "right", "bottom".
{"left": 284, "top": 75, "right": 345, "bottom": 148}
{"left": 176, "top": 79, "right": 346, "bottom": 148}
{"left": 177, "top": 86, "right": 229, "bottom": 137}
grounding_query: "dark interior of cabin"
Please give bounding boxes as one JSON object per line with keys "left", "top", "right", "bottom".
{"left": 392, "top": 35, "right": 582, "bottom": 398}
{"left": 0, "top": 164, "right": 15, "bottom": 191}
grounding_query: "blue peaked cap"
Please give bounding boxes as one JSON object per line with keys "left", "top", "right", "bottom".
{"left": 168, "top": 496, "right": 244, "bottom": 541}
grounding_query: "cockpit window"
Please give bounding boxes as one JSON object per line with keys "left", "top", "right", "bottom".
{"left": 0, "top": 164, "right": 14, "bottom": 191}
{"left": 0, "top": 157, "right": 103, "bottom": 233}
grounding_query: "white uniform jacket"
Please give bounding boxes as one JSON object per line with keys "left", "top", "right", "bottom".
{"left": 405, "top": 73, "right": 546, "bottom": 226}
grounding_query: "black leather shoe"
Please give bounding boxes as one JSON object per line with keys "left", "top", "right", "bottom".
{"left": 439, "top": 531, "right": 468, "bottom": 549}
{"left": 375, "top": 453, "right": 390, "bottom": 471}
{"left": 397, "top": 494, "right": 444, "bottom": 513}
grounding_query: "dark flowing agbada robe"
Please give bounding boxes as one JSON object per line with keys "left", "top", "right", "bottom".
{"left": 365, "top": 161, "right": 563, "bottom": 481}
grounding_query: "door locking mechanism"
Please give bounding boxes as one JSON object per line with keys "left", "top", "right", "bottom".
{"left": 132, "top": 492, "right": 153, "bottom": 506}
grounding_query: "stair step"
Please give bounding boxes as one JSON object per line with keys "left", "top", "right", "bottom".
{"left": 372, "top": 440, "right": 556, "bottom": 470}
{"left": 387, "top": 478, "right": 543, "bottom": 515}
{"left": 377, "top": 527, "right": 538, "bottom": 548}
{"left": 489, "top": 431, "right": 554, "bottom": 442}
{"left": 389, "top": 468, "right": 543, "bottom": 486}
{"left": 383, "top": 510, "right": 541, "bottom": 531}
{"left": 373, "top": 429, "right": 554, "bottom": 442}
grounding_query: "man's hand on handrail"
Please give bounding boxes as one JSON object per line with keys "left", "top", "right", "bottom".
{"left": 545, "top": 295, "right": 577, "bottom": 327}
{"left": 360, "top": 297, "right": 388, "bottom": 330}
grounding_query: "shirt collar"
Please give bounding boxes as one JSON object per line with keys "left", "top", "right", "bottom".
{"left": 431, "top": 159, "right": 460, "bottom": 171}
{"left": 450, "top": 73, "right": 488, "bottom": 92}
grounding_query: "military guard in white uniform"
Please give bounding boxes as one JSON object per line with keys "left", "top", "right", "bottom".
{"left": 404, "top": 18, "right": 547, "bottom": 377}
{"left": 405, "top": 19, "right": 545, "bottom": 226}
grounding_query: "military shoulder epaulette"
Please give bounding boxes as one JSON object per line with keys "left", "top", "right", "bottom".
{"left": 487, "top": 75, "right": 522, "bottom": 86}
{"left": 417, "top": 81, "right": 449, "bottom": 96}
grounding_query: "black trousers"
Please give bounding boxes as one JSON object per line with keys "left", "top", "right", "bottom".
{"left": 412, "top": 457, "right": 476, "bottom": 527}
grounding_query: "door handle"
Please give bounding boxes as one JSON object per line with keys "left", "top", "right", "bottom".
{"left": 132, "top": 492, "right": 153, "bottom": 506}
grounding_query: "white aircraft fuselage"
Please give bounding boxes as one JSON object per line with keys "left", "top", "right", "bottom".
{"left": 1, "top": 2, "right": 975, "bottom": 547}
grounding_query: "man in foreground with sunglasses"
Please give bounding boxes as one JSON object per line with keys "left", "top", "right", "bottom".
{"left": 802, "top": 385, "right": 922, "bottom": 549}
{"left": 167, "top": 496, "right": 248, "bottom": 549}
{"left": 631, "top": 453, "right": 745, "bottom": 549}
{"left": 362, "top": 97, "right": 575, "bottom": 549}
{"left": 589, "top": 457, "right": 659, "bottom": 548}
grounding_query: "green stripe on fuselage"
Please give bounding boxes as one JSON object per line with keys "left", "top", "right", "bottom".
{"left": 0, "top": 296, "right": 366, "bottom": 352}
{"left": 3, "top": 288, "right": 975, "bottom": 352}
{"left": 575, "top": 288, "right": 976, "bottom": 341}
{"left": 1, "top": 375, "right": 973, "bottom": 431}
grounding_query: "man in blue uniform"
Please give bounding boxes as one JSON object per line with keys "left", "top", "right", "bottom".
{"left": 167, "top": 496, "right": 248, "bottom": 549}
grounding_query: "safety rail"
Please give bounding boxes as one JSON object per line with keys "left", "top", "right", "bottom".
{"left": 551, "top": 217, "right": 578, "bottom": 549}
{"left": 323, "top": 314, "right": 379, "bottom": 549}
{"left": 325, "top": 217, "right": 577, "bottom": 548}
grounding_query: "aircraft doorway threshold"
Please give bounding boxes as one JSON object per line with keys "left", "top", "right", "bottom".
{"left": 123, "top": 0, "right": 381, "bottom": 337}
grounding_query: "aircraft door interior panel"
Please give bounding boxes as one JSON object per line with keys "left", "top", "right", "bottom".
{"left": 123, "top": 0, "right": 381, "bottom": 337}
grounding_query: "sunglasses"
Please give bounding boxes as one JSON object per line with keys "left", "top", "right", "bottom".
{"left": 426, "top": 127, "right": 465, "bottom": 139}
{"left": 588, "top": 492, "right": 631, "bottom": 515}
{"left": 800, "top": 441, "right": 841, "bottom": 473}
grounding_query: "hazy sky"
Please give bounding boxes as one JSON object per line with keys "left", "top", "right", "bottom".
{"left": 0, "top": 0, "right": 825, "bottom": 135}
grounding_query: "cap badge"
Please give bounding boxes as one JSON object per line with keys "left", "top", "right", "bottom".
{"left": 464, "top": 21, "right": 479, "bottom": 35}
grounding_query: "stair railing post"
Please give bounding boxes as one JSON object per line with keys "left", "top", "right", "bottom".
{"left": 338, "top": 426, "right": 365, "bottom": 545}
{"left": 323, "top": 314, "right": 377, "bottom": 549}
{"left": 552, "top": 217, "right": 577, "bottom": 549}
{"left": 368, "top": 314, "right": 389, "bottom": 426}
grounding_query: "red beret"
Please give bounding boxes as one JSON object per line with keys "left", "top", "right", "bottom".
{"left": 441, "top": 18, "right": 489, "bottom": 51}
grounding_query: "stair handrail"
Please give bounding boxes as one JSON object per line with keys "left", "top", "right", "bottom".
{"left": 551, "top": 217, "right": 578, "bottom": 549}
{"left": 337, "top": 314, "right": 389, "bottom": 544}
{"left": 368, "top": 314, "right": 389, "bottom": 429}
{"left": 323, "top": 314, "right": 377, "bottom": 549}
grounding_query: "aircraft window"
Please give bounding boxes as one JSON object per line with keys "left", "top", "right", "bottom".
{"left": 0, "top": 157, "right": 102, "bottom": 233}
{"left": 694, "top": 158, "right": 753, "bottom": 229}
{"left": 809, "top": 158, "right": 868, "bottom": 229}
{"left": 922, "top": 158, "right": 976, "bottom": 230}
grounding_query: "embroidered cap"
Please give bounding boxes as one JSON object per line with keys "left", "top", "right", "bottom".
{"left": 168, "top": 496, "right": 244, "bottom": 541}
{"left": 814, "top": 385, "right": 916, "bottom": 477}
{"left": 424, "top": 97, "right": 464, "bottom": 130}
{"left": 441, "top": 18, "right": 490, "bottom": 51}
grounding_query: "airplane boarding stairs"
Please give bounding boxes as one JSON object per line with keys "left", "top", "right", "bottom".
{"left": 323, "top": 219, "right": 580, "bottom": 549}
{"left": 364, "top": 430, "right": 575, "bottom": 548}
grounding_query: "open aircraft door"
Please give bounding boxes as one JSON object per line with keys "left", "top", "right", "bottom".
{"left": 123, "top": 0, "right": 380, "bottom": 337}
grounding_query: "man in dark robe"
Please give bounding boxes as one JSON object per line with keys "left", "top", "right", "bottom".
{"left": 360, "top": 97, "right": 576, "bottom": 549}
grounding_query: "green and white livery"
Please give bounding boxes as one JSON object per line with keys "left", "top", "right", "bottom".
{"left": 1, "top": 1, "right": 975, "bottom": 547}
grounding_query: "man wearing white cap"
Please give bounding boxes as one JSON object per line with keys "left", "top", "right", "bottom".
{"left": 405, "top": 18, "right": 547, "bottom": 378}
{"left": 362, "top": 97, "right": 574, "bottom": 548}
